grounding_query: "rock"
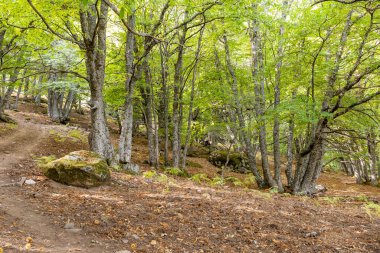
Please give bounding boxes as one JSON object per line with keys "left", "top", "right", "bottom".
{"left": 25, "top": 179, "right": 36, "bottom": 185}
{"left": 131, "top": 234, "right": 140, "bottom": 240}
{"left": 17, "top": 177, "right": 27, "bottom": 186}
{"left": 66, "top": 228, "right": 82, "bottom": 233}
{"left": 40, "top": 150, "right": 111, "bottom": 188}
{"left": 208, "top": 150, "right": 248, "bottom": 173}
{"left": 315, "top": 184, "right": 327, "bottom": 193}
{"left": 187, "top": 143, "right": 210, "bottom": 158}
{"left": 64, "top": 222, "right": 82, "bottom": 232}
{"left": 115, "top": 251, "right": 132, "bottom": 253}
{"left": 304, "top": 231, "right": 319, "bottom": 238}
{"left": 64, "top": 222, "right": 75, "bottom": 229}
{"left": 121, "top": 162, "right": 140, "bottom": 174}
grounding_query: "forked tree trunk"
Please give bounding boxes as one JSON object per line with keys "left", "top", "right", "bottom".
{"left": 292, "top": 118, "right": 327, "bottom": 194}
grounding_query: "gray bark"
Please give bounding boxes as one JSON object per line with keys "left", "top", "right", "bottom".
{"left": 172, "top": 22, "right": 187, "bottom": 168}
{"left": 13, "top": 85, "right": 22, "bottom": 110}
{"left": 273, "top": 0, "right": 288, "bottom": 193}
{"left": 119, "top": 14, "right": 139, "bottom": 172}
{"left": 249, "top": 18, "right": 276, "bottom": 188}
{"left": 224, "top": 34, "right": 265, "bottom": 187}
{"left": 80, "top": 1, "right": 114, "bottom": 162}
{"left": 181, "top": 25, "right": 204, "bottom": 170}
{"left": 367, "top": 131, "right": 378, "bottom": 186}
{"left": 159, "top": 43, "right": 170, "bottom": 166}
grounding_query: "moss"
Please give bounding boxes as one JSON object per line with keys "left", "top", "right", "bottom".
{"left": 41, "top": 150, "right": 110, "bottom": 188}
{"left": 187, "top": 143, "right": 210, "bottom": 158}
{"left": 36, "top": 155, "right": 56, "bottom": 166}
{"left": 208, "top": 150, "right": 248, "bottom": 173}
{"left": 68, "top": 129, "right": 87, "bottom": 143}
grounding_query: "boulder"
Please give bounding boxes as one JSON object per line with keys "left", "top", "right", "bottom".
{"left": 40, "top": 150, "right": 111, "bottom": 188}
{"left": 187, "top": 143, "right": 211, "bottom": 158}
{"left": 208, "top": 150, "right": 248, "bottom": 173}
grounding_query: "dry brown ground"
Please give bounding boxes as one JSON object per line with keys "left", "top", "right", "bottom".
{"left": 0, "top": 102, "right": 379, "bottom": 253}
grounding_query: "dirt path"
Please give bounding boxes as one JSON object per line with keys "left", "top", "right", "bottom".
{"left": 0, "top": 112, "right": 105, "bottom": 252}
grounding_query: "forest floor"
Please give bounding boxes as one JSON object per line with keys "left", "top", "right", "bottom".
{"left": 0, "top": 102, "right": 380, "bottom": 253}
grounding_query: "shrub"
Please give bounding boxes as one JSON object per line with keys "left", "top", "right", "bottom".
{"left": 191, "top": 173, "right": 210, "bottom": 184}
{"left": 164, "top": 167, "right": 190, "bottom": 177}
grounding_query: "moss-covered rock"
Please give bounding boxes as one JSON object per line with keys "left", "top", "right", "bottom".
{"left": 208, "top": 150, "right": 248, "bottom": 173}
{"left": 40, "top": 150, "right": 111, "bottom": 188}
{"left": 187, "top": 143, "right": 210, "bottom": 158}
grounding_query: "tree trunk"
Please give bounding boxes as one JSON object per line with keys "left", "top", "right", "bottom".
{"left": 292, "top": 118, "right": 327, "bottom": 194}
{"left": 141, "top": 57, "right": 157, "bottom": 167}
{"left": 23, "top": 76, "right": 30, "bottom": 101}
{"left": 285, "top": 113, "right": 295, "bottom": 187}
{"left": 224, "top": 34, "right": 265, "bottom": 187}
{"left": 172, "top": 23, "right": 187, "bottom": 168}
{"left": 34, "top": 76, "right": 43, "bottom": 106}
{"left": 0, "top": 70, "right": 19, "bottom": 122}
{"left": 272, "top": 0, "right": 288, "bottom": 193}
{"left": 367, "top": 131, "right": 378, "bottom": 185}
{"left": 81, "top": 1, "right": 114, "bottom": 162}
{"left": 13, "top": 85, "right": 22, "bottom": 110}
{"left": 181, "top": 25, "right": 204, "bottom": 170}
{"left": 159, "top": 43, "right": 170, "bottom": 166}
{"left": 249, "top": 18, "right": 276, "bottom": 188}
{"left": 61, "top": 88, "right": 76, "bottom": 123}
{"left": 119, "top": 13, "right": 139, "bottom": 172}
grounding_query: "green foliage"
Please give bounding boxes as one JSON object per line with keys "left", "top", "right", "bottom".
{"left": 49, "top": 130, "right": 66, "bottom": 142}
{"left": 356, "top": 195, "right": 369, "bottom": 203}
{"left": 210, "top": 176, "right": 225, "bottom": 186}
{"left": 190, "top": 173, "right": 210, "bottom": 184}
{"left": 0, "top": 123, "right": 17, "bottom": 133}
{"left": 321, "top": 196, "right": 343, "bottom": 205}
{"left": 164, "top": 167, "right": 190, "bottom": 178}
{"left": 243, "top": 174, "right": 256, "bottom": 188}
{"left": 142, "top": 170, "right": 158, "bottom": 179}
{"left": 68, "top": 129, "right": 87, "bottom": 143}
{"left": 364, "top": 202, "right": 380, "bottom": 218}
{"left": 251, "top": 190, "right": 272, "bottom": 199}
{"left": 35, "top": 155, "right": 56, "bottom": 166}
{"left": 225, "top": 176, "right": 244, "bottom": 187}
{"left": 269, "top": 187, "right": 279, "bottom": 194}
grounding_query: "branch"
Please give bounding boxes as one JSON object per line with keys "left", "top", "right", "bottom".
{"left": 164, "top": 1, "right": 221, "bottom": 37}
{"left": 27, "top": 0, "right": 83, "bottom": 46}
{"left": 313, "top": 0, "right": 369, "bottom": 5}
{"left": 333, "top": 90, "right": 380, "bottom": 118}
{"left": 102, "top": 0, "right": 163, "bottom": 41}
